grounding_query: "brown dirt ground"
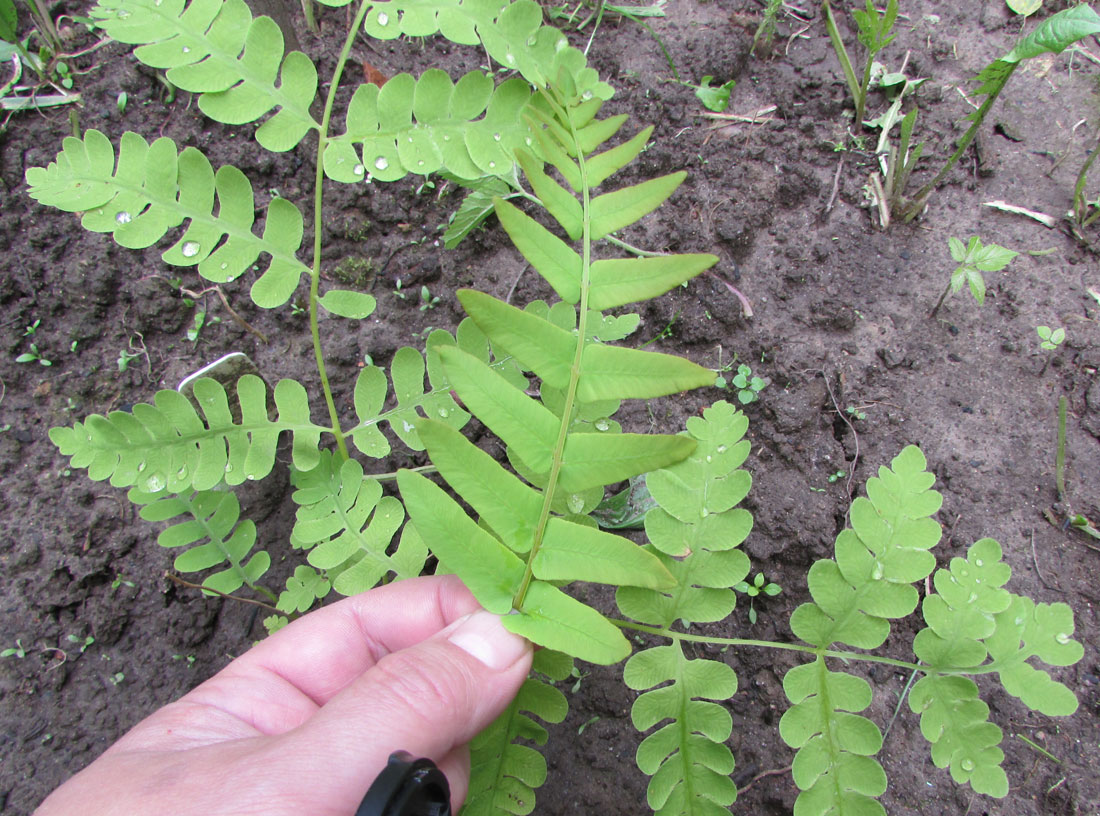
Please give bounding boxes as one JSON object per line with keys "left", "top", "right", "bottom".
{"left": 1, "top": 1, "right": 1098, "bottom": 815}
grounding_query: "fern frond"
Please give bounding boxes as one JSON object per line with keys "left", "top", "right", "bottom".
{"left": 615, "top": 401, "right": 750, "bottom": 816}
{"left": 326, "top": 71, "right": 532, "bottom": 183}
{"left": 361, "top": 0, "right": 613, "bottom": 100}
{"left": 780, "top": 658, "right": 886, "bottom": 816}
{"left": 289, "top": 452, "right": 423, "bottom": 596}
{"left": 25, "top": 130, "right": 310, "bottom": 308}
{"left": 624, "top": 642, "right": 738, "bottom": 816}
{"left": 276, "top": 565, "right": 331, "bottom": 614}
{"left": 91, "top": 0, "right": 319, "bottom": 150}
{"left": 788, "top": 445, "right": 942, "bottom": 650}
{"left": 464, "top": 651, "right": 571, "bottom": 816}
{"left": 130, "top": 487, "right": 270, "bottom": 595}
{"left": 780, "top": 446, "right": 941, "bottom": 816}
{"left": 49, "top": 375, "right": 324, "bottom": 492}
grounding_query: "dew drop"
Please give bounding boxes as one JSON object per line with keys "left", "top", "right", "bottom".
{"left": 116, "top": 9, "right": 131, "bottom": 18}
{"left": 115, "top": 211, "right": 132, "bottom": 224}
{"left": 567, "top": 494, "right": 584, "bottom": 514}
{"left": 145, "top": 472, "right": 166, "bottom": 492}
{"left": 960, "top": 759, "right": 975, "bottom": 772}
{"left": 181, "top": 241, "right": 200, "bottom": 257}
{"left": 137, "top": 462, "right": 147, "bottom": 473}
{"left": 967, "top": 592, "right": 978, "bottom": 603}
{"left": 582, "top": 90, "right": 594, "bottom": 100}
{"left": 705, "top": 455, "right": 712, "bottom": 463}
{"left": 700, "top": 508, "right": 709, "bottom": 518}
{"left": 225, "top": 463, "right": 234, "bottom": 474}
{"left": 374, "top": 157, "right": 389, "bottom": 171}
{"left": 442, "top": 134, "right": 450, "bottom": 141}
{"left": 1014, "top": 615, "right": 1025, "bottom": 626}
{"left": 438, "top": 407, "right": 450, "bottom": 418}
{"left": 154, "top": 0, "right": 162, "bottom": 5}
{"left": 594, "top": 418, "right": 609, "bottom": 431}
{"left": 220, "top": 262, "right": 228, "bottom": 270}
{"left": 958, "top": 568, "right": 970, "bottom": 578}
{"left": 716, "top": 445, "right": 728, "bottom": 453}
{"left": 246, "top": 474, "right": 257, "bottom": 481}
{"left": 377, "top": 11, "right": 389, "bottom": 25}
{"left": 177, "top": 466, "right": 188, "bottom": 480}
{"left": 1056, "top": 632, "right": 1071, "bottom": 644}
{"left": 871, "top": 562, "right": 885, "bottom": 580}
{"left": 402, "top": 420, "right": 414, "bottom": 433}
{"left": 504, "top": 53, "right": 516, "bottom": 65}
{"left": 418, "top": 160, "right": 425, "bottom": 167}
{"left": 493, "top": 132, "right": 501, "bottom": 141}
{"left": 353, "top": 164, "right": 364, "bottom": 175}
{"left": 181, "top": 46, "right": 190, "bottom": 54}
{"left": 525, "top": 136, "right": 532, "bottom": 145}
{"left": 488, "top": 161, "right": 496, "bottom": 169}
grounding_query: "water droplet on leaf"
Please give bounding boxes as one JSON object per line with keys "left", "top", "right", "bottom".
{"left": 145, "top": 472, "right": 166, "bottom": 492}
{"left": 353, "top": 164, "right": 364, "bottom": 175}
{"left": 594, "top": 419, "right": 609, "bottom": 431}
{"left": 115, "top": 211, "right": 132, "bottom": 224}
{"left": 225, "top": 463, "right": 234, "bottom": 473}
{"left": 871, "top": 562, "right": 885, "bottom": 580}
{"left": 493, "top": 132, "right": 501, "bottom": 141}
{"left": 137, "top": 462, "right": 147, "bottom": 473}
{"left": 181, "top": 241, "right": 200, "bottom": 257}
{"left": 488, "top": 161, "right": 496, "bottom": 169}
{"left": 716, "top": 445, "right": 727, "bottom": 453}
{"left": 438, "top": 407, "right": 450, "bottom": 418}
{"left": 402, "top": 420, "right": 414, "bottom": 433}
{"left": 1056, "top": 632, "right": 1071, "bottom": 644}
{"left": 567, "top": 494, "right": 584, "bottom": 513}
{"left": 181, "top": 46, "right": 190, "bottom": 54}
{"left": 177, "top": 466, "right": 188, "bottom": 479}
{"left": 377, "top": 11, "right": 389, "bottom": 25}
{"left": 374, "top": 157, "right": 389, "bottom": 171}
{"left": 960, "top": 759, "right": 975, "bottom": 772}
{"left": 975, "top": 558, "right": 984, "bottom": 567}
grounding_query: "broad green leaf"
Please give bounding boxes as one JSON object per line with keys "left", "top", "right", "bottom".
{"left": 457, "top": 289, "right": 574, "bottom": 388}
{"left": 589, "top": 172, "right": 685, "bottom": 239}
{"left": 503, "top": 580, "right": 631, "bottom": 664}
{"left": 318, "top": 289, "right": 376, "bottom": 319}
{"left": 588, "top": 253, "right": 716, "bottom": 310}
{"left": 493, "top": 198, "right": 582, "bottom": 303}
{"left": 516, "top": 148, "right": 583, "bottom": 239}
{"left": 579, "top": 343, "right": 716, "bottom": 401}
{"left": 415, "top": 418, "right": 543, "bottom": 553}
{"left": 584, "top": 125, "right": 653, "bottom": 188}
{"left": 1003, "top": 4, "right": 1100, "bottom": 63}
{"left": 436, "top": 346, "right": 558, "bottom": 475}
{"left": 534, "top": 518, "right": 676, "bottom": 589}
{"left": 559, "top": 432, "right": 696, "bottom": 493}
{"left": 398, "top": 469, "right": 525, "bottom": 614}
{"left": 1006, "top": 0, "right": 1042, "bottom": 16}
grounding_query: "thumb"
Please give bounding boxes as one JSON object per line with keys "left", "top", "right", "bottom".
{"left": 278, "top": 609, "right": 532, "bottom": 811}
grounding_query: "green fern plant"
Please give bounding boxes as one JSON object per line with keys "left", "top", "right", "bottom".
{"left": 28, "top": 2, "right": 1084, "bottom": 814}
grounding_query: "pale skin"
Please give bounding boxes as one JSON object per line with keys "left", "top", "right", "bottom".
{"left": 36, "top": 575, "right": 533, "bottom": 816}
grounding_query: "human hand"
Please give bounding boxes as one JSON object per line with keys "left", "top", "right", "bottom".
{"left": 36, "top": 575, "right": 532, "bottom": 816}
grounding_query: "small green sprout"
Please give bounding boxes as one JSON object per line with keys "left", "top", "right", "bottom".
{"left": 690, "top": 75, "right": 735, "bottom": 113}
{"left": 931, "top": 236, "right": 1018, "bottom": 318}
{"left": 568, "top": 666, "right": 590, "bottom": 694}
{"left": 827, "top": 469, "right": 847, "bottom": 483}
{"left": 117, "top": 348, "right": 141, "bottom": 372}
{"left": 734, "top": 572, "right": 782, "bottom": 624}
{"left": 16, "top": 343, "right": 52, "bottom": 366}
{"left": 1, "top": 639, "right": 27, "bottom": 658}
{"left": 846, "top": 405, "right": 867, "bottom": 421}
{"left": 187, "top": 307, "right": 219, "bottom": 343}
{"left": 109, "top": 671, "right": 125, "bottom": 685}
{"left": 419, "top": 285, "right": 441, "bottom": 311}
{"left": 116, "top": 91, "right": 128, "bottom": 114}
{"left": 1036, "top": 326, "right": 1065, "bottom": 351}
{"left": 66, "top": 634, "right": 94, "bottom": 654}
{"left": 110, "top": 574, "right": 135, "bottom": 591}
{"left": 24, "top": 319, "right": 40, "bottom": 336}
{"left": 717, "top": 363, "right": 767, "bottom": 404}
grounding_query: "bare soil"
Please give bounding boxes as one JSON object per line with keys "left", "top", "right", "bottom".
{"left": 1, "top": 1, "right": 1098, "bottom": 815}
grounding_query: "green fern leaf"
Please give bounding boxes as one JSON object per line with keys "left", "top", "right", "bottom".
{"left": 289, "top": 453, "right": 419, "bottom": 596}
{"left": 131, "top": 487, "right": 270, "bottom": 595}
{"left": 465, "top": 654, "right": 571, "bottom": 816}
{"left": 277, "top": 565, "right": 331, "bottom": 614}
{"left": 780, "top": 658, "right": 887, "bottom": 816}
{"left": 589, "top": 172, "right": 686, "bottom": 240}
{"left": 91, "top": 0, "right": 319, "bottom": 150}
{"left": 326, "top": 72, "right": 531, "bottom": 182}
{"left": 625, "top": 642, "right": 738, "bottom": 815}
{"left": 25, "top": 130, "right": 310, "bottom": 307}
{"left": 789, "top": 445, "right": 942, "bottom": 650}
{"left": 49, "top": 375, "right": 323, "bottom": 493}
{"left": 908, "top": 675, "right": 1008, "bottom": 797}
{"left": 616, "top": 401, "right": 752, "bottom": 628}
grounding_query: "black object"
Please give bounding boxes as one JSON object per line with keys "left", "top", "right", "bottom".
{"left": 355, "top": 751, "right": 451, "bottom": 816}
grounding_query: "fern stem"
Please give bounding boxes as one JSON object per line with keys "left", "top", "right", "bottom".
{"left": 308, "top": 0, "right": 375, "bottom": 460}
{"left": 513, "top": 89, "right": 594, "bottom": 610}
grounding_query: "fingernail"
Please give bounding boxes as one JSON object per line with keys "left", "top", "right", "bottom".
{"left": 447, "top": 610, "right": 530, "bottom": 670}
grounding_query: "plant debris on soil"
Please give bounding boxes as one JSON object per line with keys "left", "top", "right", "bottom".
{"left": 1, "top": 2, "right": 1098, "bottom": 815}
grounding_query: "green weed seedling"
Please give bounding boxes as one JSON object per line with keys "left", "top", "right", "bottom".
{"left": 66, "top": 634, "right": 95, "bottom": 654}
{"left": 821, "top": 0, "right": 899, "bottom": 130}
{"left": 734, "top": 571, "right": 781, "bottom": 624}
{"left": 930, "top": 236, "right": 1017, "bottom": 318}
{"left": 16, "top": 342, "right": 52, "bottom": 366}
{"left": 1037, "top": 325, "right": 1065, "bottom": 352}
{"left": 1, "top": 638, "right": 27, "bottom": 658}
{"left": 30, "top": 2, "right": 1085, "bottom": 814}
{"left": 716, "top": 362, "right": 768, "bottom": 404}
